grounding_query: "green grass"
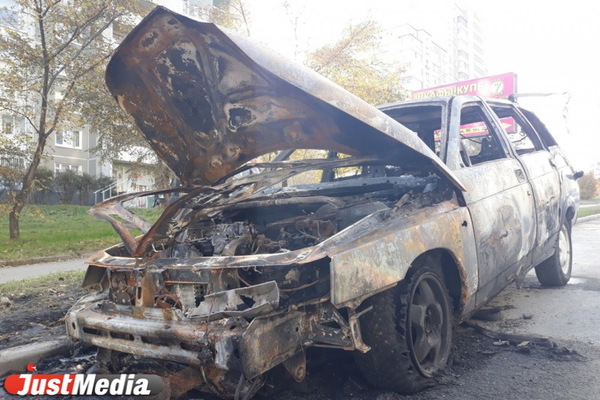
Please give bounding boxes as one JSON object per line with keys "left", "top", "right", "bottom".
{"left": 0, "top": 204, "right": 162, "bottom": 263}
{"left": 579, "top": 205, "right": 600, "bottom": 218}
{"left": 580, "top": 198, "right": 600, "bottom": 205}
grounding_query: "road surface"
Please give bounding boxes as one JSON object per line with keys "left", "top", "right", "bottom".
{"left": 0, "top": 258, "right": 87, "bottom": 285}
{"left": 479, "top": 217, "right": 600, "bottom": 344}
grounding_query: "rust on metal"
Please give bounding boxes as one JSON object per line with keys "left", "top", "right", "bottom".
{"left": 66, "top": 5, "right": 580, "bottom": 399}
{"left": 105, "top": 7, "right": 465, "bottom": 191}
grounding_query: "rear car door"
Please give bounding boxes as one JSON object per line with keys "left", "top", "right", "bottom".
{"left": 489, "top": 103, "right": 561, "bottom": 264}
{"left": 446, "top": 98, "right": 536, "bottom": 305}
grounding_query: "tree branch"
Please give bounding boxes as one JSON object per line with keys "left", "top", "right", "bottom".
{"left": 310, "top": 20, "right": 375, "bottom": 73}
{"left": 0, "top": 104, "right": 39, "bottom": 135}
{"left": 48, "top": 11, "right": 121, "bottom": 88}
{"left": 46, "top": 5, "right": 109, "bottom": 64}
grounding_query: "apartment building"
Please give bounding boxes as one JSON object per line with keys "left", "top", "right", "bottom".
{"left": 383, "top": 2, "right": 488, "bottom": 92}
{"left": 1, "top": 0, "right": 214, "bottom": 200}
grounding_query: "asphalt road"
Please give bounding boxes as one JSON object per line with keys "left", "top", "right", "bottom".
{"left": 0, "top": 258, "right": 87, "bottom": 285}
{"left": 480, "top": 216, "right": 600, "bottom": 344}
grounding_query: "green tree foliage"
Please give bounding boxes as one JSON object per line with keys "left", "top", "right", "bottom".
{"left": 53, "top": 169, "right": 80, "bottom": 204}
{"left": 0, "top": 0, "right": 145, "bottom": 238}
{"left": 578, "top": 171, "right": 599, "bottom": 200}
{"left": 51, "top": 171, "right": 114, "bottom": 205}
{"left": 0, "top": 134, "right": 31, "bottom": 199}
{"left": 30, "top": 167, "right": 53, "bottom": 204}
{"left": 77, "top": 172, "right": 96, "bottom": 205}
{"left": 95, "top": 175, "right": 115, "bottom": 190}
{"left": 306, "top": 19, "right": 406, "bottom": 105}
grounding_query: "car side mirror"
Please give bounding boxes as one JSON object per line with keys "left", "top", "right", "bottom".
{"left": 573, "top": 171, "right": 584, "bottom": 180}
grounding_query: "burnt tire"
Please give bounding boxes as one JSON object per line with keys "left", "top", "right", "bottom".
{"left": 354, "top": 266, "right": 453, "bottom": 394}
{"left": 535, "top": 222, "right": 572, "bottom": 286}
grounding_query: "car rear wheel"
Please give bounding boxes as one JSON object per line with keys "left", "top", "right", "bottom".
{"left": 535, "top": 222, "right": 572, "bottom": 286}
{"left": 354, "top": 266, "right": 453, "bottom": 394}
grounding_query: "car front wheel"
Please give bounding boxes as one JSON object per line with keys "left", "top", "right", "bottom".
{"left": 354, "top": 266, "right": 453, "bottom": 394}
{"left": 535, "top": 222, "right": 572, "bottom": 286}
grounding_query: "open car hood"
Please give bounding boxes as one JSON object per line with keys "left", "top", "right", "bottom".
{"left": 106, "top": 7, "right": 465, "bottom": 191}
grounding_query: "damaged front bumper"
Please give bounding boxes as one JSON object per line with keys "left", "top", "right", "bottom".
{"left": 66, "top": 277, "right": 369, "bottom": 396}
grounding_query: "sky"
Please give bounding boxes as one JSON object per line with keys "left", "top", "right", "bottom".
{"left": 243, "top": 0, "right": 600, "bottom": 171}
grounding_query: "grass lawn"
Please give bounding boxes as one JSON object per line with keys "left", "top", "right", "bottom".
{"left": 580, "top": 198, "right": 600, "bottom": 205}
{"left": 0, "top": 204, "right": 162, "bottom": 263}
{"left": 579, "top": 205, "right": 600, "bottom": 218}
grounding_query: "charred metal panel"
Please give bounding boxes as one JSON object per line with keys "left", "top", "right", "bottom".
{"left": 239, "top": 304, "right": 356, "bottom": 379}
{"left": 67, "top": 300, "right": 244, "bottom": 370}
{"left": 330, "top": 203, "right": 477, "bottom": 307}
{"left": 516, "top": 151, "right": 561, "bottom": 261}
{"left": 88, "top": 188, "right": 192, "bottom": 256}
{"left": 82, "top": 265, "right": 108, "bottom": 289}
{"left": 548, "top": 146, "right": 581, "bottom": 224}
{"left": 240, "top": 312, "right": 306, "bottom": 379}
{"left": 189, "top": 281, "right": 280, "bottom": 320}
{"left": 453, "top": 158, "right": 536, "bottom": 306}
{"left": 105, "top": 7, "right": 465, "bottom": 191}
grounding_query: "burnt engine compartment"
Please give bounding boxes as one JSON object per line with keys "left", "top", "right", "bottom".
{"left": 106, "top": 258, "right": 331, "bottom": 315}
{"left": 98, "top": 170, "right": 454, "bottom": 316}
{"left": 163, "top": 174, "right": 442, "bottom": 259}
{"left": 103, "top": 173, "right": 453, "bottom": 314}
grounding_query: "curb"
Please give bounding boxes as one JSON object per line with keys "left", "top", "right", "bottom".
{"left": 577, "top": 213, "right": 600, "bottom": 224}
{"left": 0, "top": 336, "right": 72, "bottom": 377}
{"left": 0, "top": 253, "right": 93, "bottom": 268}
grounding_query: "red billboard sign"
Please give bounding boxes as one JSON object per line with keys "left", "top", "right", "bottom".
{"left": 411, "top": 72, "right": 517, "bottom": 100}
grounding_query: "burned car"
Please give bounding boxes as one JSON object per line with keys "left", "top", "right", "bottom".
{"left": 65, "top": 6, "right": 581, "bottom": 399}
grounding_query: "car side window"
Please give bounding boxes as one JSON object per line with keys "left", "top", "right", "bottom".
{"left": 459, "top": 105, "right": 506, "bottom": 166}
{"left": 490, "top": 106, "right": 544, "bottom": 155}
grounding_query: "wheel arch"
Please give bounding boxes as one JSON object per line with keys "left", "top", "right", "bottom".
{"left": 562, "top": 195, "right": 578, "bottom": 225}
{"left": 408, "top": 248, "right": 465, "bottom": 314}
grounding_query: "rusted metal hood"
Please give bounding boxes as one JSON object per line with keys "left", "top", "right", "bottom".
{"left": 106, "top": 6, "right": 465, "bottom": 191}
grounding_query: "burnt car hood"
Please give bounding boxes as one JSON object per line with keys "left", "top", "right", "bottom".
{"left": 105, "top": 6, "right": 465, "bottom": 191}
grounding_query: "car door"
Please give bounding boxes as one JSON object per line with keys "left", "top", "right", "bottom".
{"left": 446, "top": 98, "right": 536, "bottom": 305}
{"left": 489, "top": 103, "right": 562, "bottom": 265}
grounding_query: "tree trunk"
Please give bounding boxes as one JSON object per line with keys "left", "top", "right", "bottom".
{"left": 5, "top": 5, "right": 52, "bottom": 239}
{"left": 8, "top": 133, "right": 48, "bottom": 239}
{"left": 8, "top": 201, "right": 23, "bottom": 239}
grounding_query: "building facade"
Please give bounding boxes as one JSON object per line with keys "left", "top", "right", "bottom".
{"left": 1, "top": 0, "right": 215, "bottom": 203}
{"left": 383, "top": 2, "right": 488, "bottom": 92}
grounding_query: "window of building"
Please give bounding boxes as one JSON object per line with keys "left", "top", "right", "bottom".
{"left": 54, "top": 162, "right": 82, "bottom": 174}
{"left": 1, "top": 156, "right": 24, "bottom": 169}
{"left": 2, "top": 115, "right": 14, "bottom": 134}
{"left": 56, "top": 130, "right": 81, "bottom": 148}
{"left": 0, "top": 1, "right": 19, "bottom": 29}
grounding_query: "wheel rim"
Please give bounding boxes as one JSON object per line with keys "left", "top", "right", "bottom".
{"left": 408, "top": 273, "right": 452, "bottom": 377}
{"left": 558, "top": 225, "right": 571, "bottom": 275}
